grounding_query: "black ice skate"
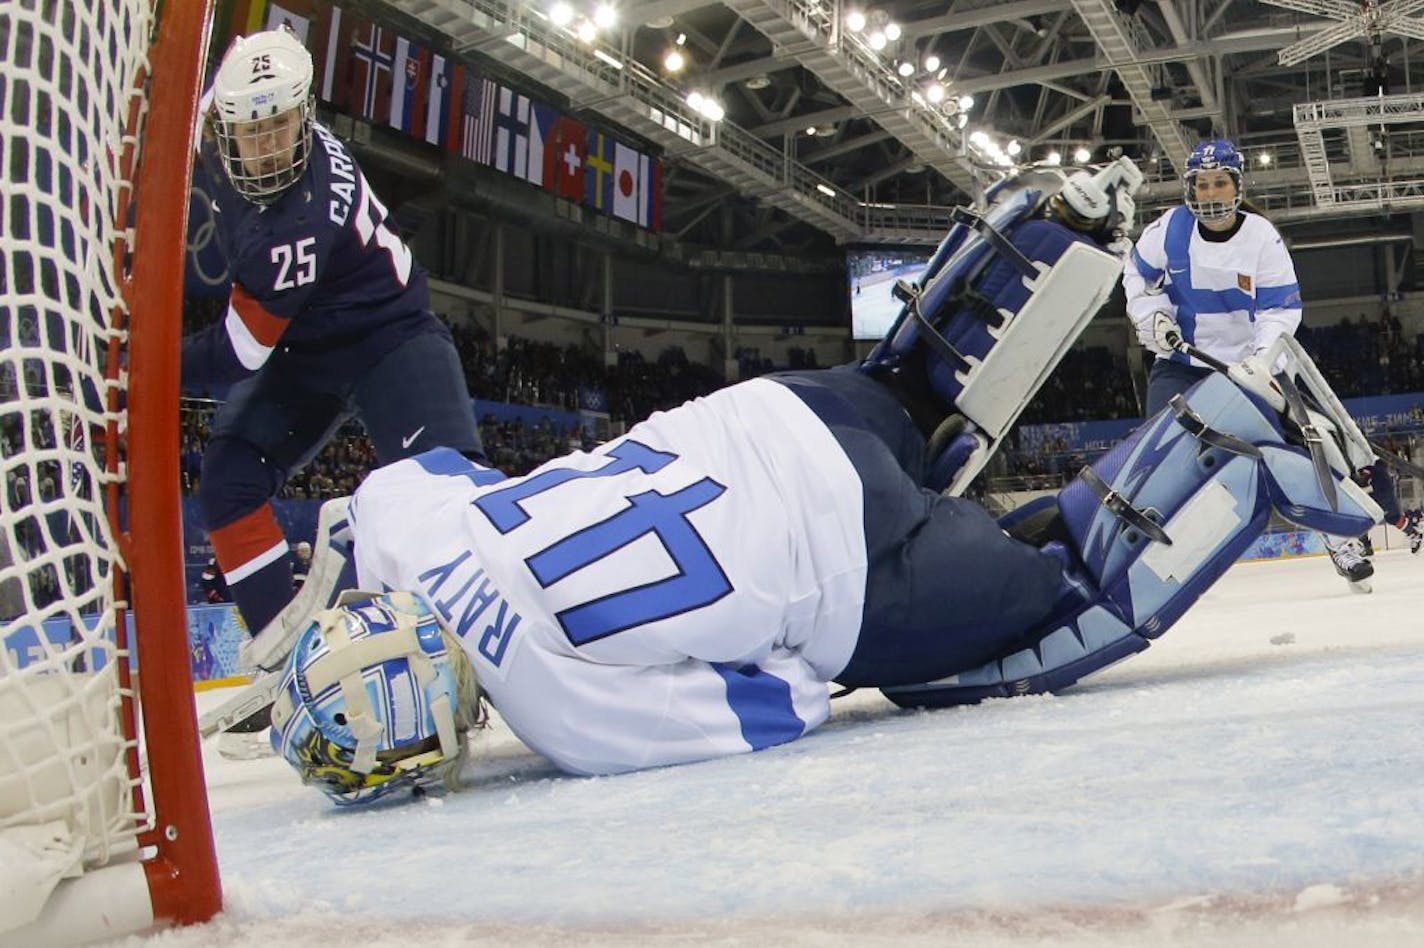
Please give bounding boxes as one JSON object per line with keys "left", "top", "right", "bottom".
{"left": 1404, "top": 509, "right": 1424, "bottom": 555}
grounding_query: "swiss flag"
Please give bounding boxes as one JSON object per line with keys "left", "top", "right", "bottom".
{"left": 544, "top": 114, "right": 587, "bottom": 201}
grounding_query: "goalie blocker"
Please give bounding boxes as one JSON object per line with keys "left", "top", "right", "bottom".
{"left": 884, "top": 339, "right": 1383, "bottom": 708}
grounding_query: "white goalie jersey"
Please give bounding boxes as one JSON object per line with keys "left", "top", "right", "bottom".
{"left": 348, "top": 379, "right": 869, "bottom": 775}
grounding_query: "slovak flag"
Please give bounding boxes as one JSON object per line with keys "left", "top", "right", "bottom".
{"left": 543, "top": 113, "right": 587, "bottom": 201}
{"left": 389, "top": 38, "right": 431, "bottom": 139}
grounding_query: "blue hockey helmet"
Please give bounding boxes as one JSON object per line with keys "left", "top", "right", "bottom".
{"left": 269, "top": 590, "right": 486, "bottom": 805}
{"left": 1183, "top": 139, "right": 1244, "bottom": 222}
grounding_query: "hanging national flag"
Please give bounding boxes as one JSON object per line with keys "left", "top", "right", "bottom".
{"left": 526, "top": 102, "right": 558, "bottom": 188}
{"left": 350, "top": 21, "right": 396, "bottom": 124}
{"left": 585, "top": 131, "right": 616, "bottom": 213}
{"left": 426, "top": 53, "right": 451, "bottom": 147}
{"left": 543, "top": 113, "right": 586, "bottom": 201}
{"left": 442, "top": 61, "right": 465, "bottom": 154}
{"left": 389, "top": 38, "right": 431, "bottom": 139}
{"left": 493, "top": 86, "right": 531, "bottom": 179}
{"left": 606, "top": 144, "right": 662, "bottom": 229}
{"left": 641, "top": 156, "right": 662, "bottom": 230}
{"left": 612, "top": 141, "right": 644, "bottom": 224}
{"left": 264, "top": 2, "right": 309, "bottom": 42}
{"left": 224, "top": 0, "right": 268, "bottom": 47}
{"left": 317, "top": 5, "right": 345, "bottom": 104}
{"left": 455, "top": 72, "right": 496, "bottom": 164}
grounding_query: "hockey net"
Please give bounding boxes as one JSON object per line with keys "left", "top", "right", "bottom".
{"left": 0, "top": 0, "right": 220, "bottom": 942}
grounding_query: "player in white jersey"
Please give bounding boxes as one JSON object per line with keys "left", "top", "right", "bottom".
{"left": 272, "top": 367, "right": 1066, "bottom": 789}
{"left": 267, "top": 337, "right": 1390, "bottom": 805}
{"left": 260, "top": 158, "right": 1385, "bottom": 805}
{"left": 1125, "top": 138, "right": 1302, "bottom": 418}
{"left": 1123, "top": 139, "right": 1377, "bottom": 591}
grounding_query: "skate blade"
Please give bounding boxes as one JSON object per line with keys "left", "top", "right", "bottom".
{"left": 1348, "top": 579, "right": 1373, "bottom": 594}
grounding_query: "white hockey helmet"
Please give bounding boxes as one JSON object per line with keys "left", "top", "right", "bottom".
{"left": 209, "top": 26, "right": 314, "bottom": 204}
{"left": 269, "top": 591, "right": 487, "bottom": 805}
{"left": 1049, "top": 157, "right": 1144, "bottom": 237}
{"left": 1055, "top": 170, "right": 1112, "bottom": 228}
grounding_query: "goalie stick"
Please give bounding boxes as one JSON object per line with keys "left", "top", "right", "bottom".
{"left": 197, "top": 669, "right": 286, "bottom": 739}
{"left": 197, "top": 497, "right": 354, "bottom": 739}
{"left": 1161, "top": 333, "right": 1422, "bottom": 484}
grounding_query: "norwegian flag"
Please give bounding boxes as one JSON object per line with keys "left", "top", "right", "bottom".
{"left": 350, "top": 21, "right": 396, "bottom": 124}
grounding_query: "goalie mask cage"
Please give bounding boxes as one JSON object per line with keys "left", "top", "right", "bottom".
{"left": 0, "top": 1, "right": 220, "bottom": 944}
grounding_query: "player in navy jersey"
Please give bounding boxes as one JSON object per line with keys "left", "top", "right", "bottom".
{"left": 181, "top": 27, "right": 483, "bottom": 646}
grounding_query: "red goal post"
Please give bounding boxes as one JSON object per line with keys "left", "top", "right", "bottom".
{"left": 0, "top": 0, "right": 220, "bottom": 942}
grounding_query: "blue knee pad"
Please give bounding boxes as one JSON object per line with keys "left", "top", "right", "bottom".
{"left": 882, "top": 373, "right": 1381, "bottom": 708}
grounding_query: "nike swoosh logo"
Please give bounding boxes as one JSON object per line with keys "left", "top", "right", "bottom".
{"left": 1168, "top": 268, "right": 1186, "bottom": 274}
{"left": 401, "top": 425, "right": 426, "bottom": 450}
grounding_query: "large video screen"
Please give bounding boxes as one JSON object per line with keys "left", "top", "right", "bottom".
{"left": 847, "top": 247, "right": 934, "bottom": 341}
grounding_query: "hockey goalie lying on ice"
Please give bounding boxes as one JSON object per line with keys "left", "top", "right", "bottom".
{"left": 233, "top": 164, "right": 1381, "bottom": 804}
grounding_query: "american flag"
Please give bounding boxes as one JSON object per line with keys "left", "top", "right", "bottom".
{"left": 460, "top": 74, "right": 496, "bottom": 165}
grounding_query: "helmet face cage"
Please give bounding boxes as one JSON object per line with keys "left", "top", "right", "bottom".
{"left": 210, "top": 28, "right": 315, "bottom": 204}
{"left": 270, "top": 592, "right": 483, "bottom": 806}
{"left": 1183, "top": 139, "right": 1244, "bottom": 223}
{"left": 212, "top": 97, "right": 313, "bottom": 204}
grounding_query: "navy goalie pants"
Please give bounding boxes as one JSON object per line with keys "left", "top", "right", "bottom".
{"left": 771, "top": 366, "right": 1063, "bottom": 688}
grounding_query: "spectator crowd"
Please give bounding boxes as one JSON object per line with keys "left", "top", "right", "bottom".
{"left": 11, "top": 304, "right": 1424, "bottom": 612}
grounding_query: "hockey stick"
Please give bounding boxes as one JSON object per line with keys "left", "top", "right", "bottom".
{"left": 1164, "top": 332, "right": 1424, "bottom": 483}
{"left": 197, "top": 669, "right": 285, "bottom": 739}
{"left": 1163, "top": 331, "right": 1341, "bottom": 508}
{"left": 1365, "top": 437, "right": 1424, "bottom": 480}
{"left": 196, "top": 497, "right": 355, "bottom": 739}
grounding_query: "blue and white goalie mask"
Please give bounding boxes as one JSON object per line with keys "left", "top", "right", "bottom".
{"left": 270, "top": 591, "right": 486, "bottom": 805}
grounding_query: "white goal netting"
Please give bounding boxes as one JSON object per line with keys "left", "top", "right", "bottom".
{"left": 0, "top": 0, "right": 158, "bottom": 930}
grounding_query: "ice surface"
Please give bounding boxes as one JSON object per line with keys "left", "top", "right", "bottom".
{"left": 116, "top": 552, "right": 1424, "bottom": 946}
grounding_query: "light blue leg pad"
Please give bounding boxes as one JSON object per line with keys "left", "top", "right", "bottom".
{"left": 882, "top": 373, "right": 1373, "bottom": 709}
